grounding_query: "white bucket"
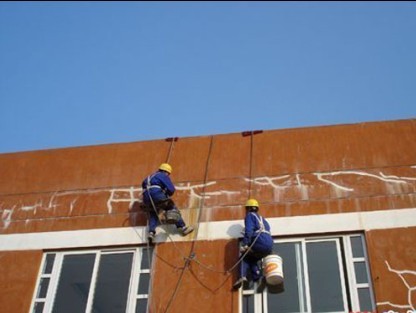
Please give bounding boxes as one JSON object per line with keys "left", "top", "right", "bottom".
{"left": 263, "top": 254, "right": 284, "bottom": 286}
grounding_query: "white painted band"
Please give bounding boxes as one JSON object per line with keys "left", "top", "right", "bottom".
{"left": 0, "top": 208, "right": 415, "bottom": 251}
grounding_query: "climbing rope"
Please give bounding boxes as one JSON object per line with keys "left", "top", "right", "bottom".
{"left": 138, "top": 131, "right": 266, "bottom": 311}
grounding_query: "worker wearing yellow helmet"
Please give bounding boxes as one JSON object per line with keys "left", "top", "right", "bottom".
{"left": 233, "top": 198, "right": 273, "bottom": 289}
{"left": 141, "top": 163, "right": 194, "bottom": 243}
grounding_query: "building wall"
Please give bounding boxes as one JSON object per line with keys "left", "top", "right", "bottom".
{"left": 0, "top": 118, "right": 415, "bottom": 312}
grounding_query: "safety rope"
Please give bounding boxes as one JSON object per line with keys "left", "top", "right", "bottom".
{"left": 188, "top": 135, "right": 213, "bottom": 250}
{"left": 139, "top": 131, "right": 266, "bottom": 311}
{"left": 248, "top": 131, "right": 254, "bottom": 198}
{"left": 186, "top": 131, "right": 268, "bottom": 276}
{"left": 165, "top": 137, "right": 178, "bottom": 163}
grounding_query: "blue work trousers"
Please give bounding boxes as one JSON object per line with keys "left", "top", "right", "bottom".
{"left": 240, "top": 243, "right": 272, "bottom": 281}
{"left": 147, "top": 202, "right": 185, "bottom": 233}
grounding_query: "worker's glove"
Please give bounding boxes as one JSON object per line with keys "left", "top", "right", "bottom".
{"left": 240, "top": 245, "right": 249, "bottom": 253}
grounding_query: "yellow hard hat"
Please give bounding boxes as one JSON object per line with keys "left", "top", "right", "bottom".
{"left": 245, "top": 198, "right": 259, "bottom": 208}
{"left": 159, "top": 163, "right": 172, "bottom": 174}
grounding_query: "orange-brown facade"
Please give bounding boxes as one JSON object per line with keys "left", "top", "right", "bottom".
{"left": 0, "top": 119, "right": 415, "bottom": 313}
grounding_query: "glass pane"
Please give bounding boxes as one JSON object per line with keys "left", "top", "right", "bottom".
{"left": 354, "top": 261, "right": 368, "bottom": 284}
{"left": 307, "top": 241, "right": 345, "bottom": 312}
{"left": 350, "top": 236, "right": 364, "bottom": 258}
{"left": 37, "top": 277, "right": 50, "bottom": 298}
{"left": 43, "top": 254, "right": 56, "bottom": 274}
{"left": 242, "top": 295, "right": 254, "bottom": 313}
{"left": 358, "top": 287, "right": 374, "bottom": 311}
{"left": 141, "top": 247, "right": 153, "bottom": 269}
{"left": 267, "top": 242, "right": 305, "bottom": 313}
{"left": 136, "top": 299, "right": 148, "bottom": 313}
{"left": 33, "top": 302, "right": 44, "bottom": 313}
{"left": 138, "top": 273, "right": 150, "bottom": 295}
{"left": 52, "top": 254, "right": 95, "bottom": 313}
{"left": 92, "top": 253, "right": 134, "bottom": 313}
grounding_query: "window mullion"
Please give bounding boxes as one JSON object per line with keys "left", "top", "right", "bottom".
{"left": 343, "top": 235, "right": 360, "bottom": 311}
{"left": 127, "top": 248, "right": 141, "bottom": 312}
{"left": 301, "top": 239, "right": 312, "bottom": 313}
{"left": 85, "top": 252, "right": 100, "bottom": 313}
{"left": 335, "top": 238, "right": 349, "bottom": 313}
{"left": 44, "top": 253, "right": 64, "bottom": 313}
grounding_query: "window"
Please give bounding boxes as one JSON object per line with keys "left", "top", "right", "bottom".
{"left": 30, "top": 247, "right": 153, "bottom": 313}
{"left": 241, "top": 234, "right": 375, "bottom": 313}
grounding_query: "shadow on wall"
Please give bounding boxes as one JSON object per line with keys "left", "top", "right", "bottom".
{"left": 124, "top": 201, "right": 147, "bottom": 227}
{"left": 224, "top": 239, "right": 240, "bottom": 275}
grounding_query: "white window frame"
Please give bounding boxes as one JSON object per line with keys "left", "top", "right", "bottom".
{"left": 29, "top": 247, "right": 153, "bottom": 313}
{"left": 240, "top": 233, "right": 375, "bottom": 313}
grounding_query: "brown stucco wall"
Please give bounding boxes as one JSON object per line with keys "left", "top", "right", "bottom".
{"left": 0, "top": 118, "right": 415, "bottom": 312}
{"left": 1, "top": 119, "right": 415, "bottom": 235}
{"left": 0, "top": 250, "right": 43, "bottom": 313}
{"left": 149, "top": 239, "right": 239, "bottom": 313}
{"left": 366, "top": 227, "right": 416, "bottom": 313}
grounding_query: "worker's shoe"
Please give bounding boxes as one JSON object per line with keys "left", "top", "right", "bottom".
{"left": 181, "top": 226, "right": 194, "bottom": 236}
{"left": 233, "top": 277, "right": 248, "bottom": 290}
{"left": 147, "top": 232, "right": 156, "bottom": 244}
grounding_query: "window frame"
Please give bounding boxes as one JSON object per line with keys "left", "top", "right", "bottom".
{"left": 240, "top": 233, "right": 375, "bottom": 313}
{"left": 29, "top": 247, "right": 153, "bottom": 313}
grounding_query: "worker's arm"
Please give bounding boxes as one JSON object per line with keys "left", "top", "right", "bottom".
{"left": 242, "top": 214, "right": 256, "bottom": 246}
{"left": 158, "top": 174, "right": 176, "bottom": 196}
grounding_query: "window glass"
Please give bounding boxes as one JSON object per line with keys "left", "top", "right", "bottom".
{"left": 138, "top": 273, "right": 150, "bottom": 295}
{"left": 242, "top": 295, "right": 255, "bottom": 313}
{"left": 43, "top": 254, "right": 56, "bottom": 274}
{"left": 267, "top": 242, "right": 305, "bottom": 313}
{"left": 354, "top": 261, "right": 369, "bottom": 284}
{"left": 135, "top": 299, "right": 148, "bottom": 313}
{"left": 307, "top": 241, "right": 345, "bottom": 312}
{"left": 37, "top": 278, "right": 50, "bottom": 298}
{"left": 33, "top": 302, "right": 44, "bottom": 313}
{"left": 52, "top": 254, "right": 95, "bottom": 313}
{"left": 140, "top": 247, "right": 153, "bottom": 269}
{"left": 92, "top": 253, "right": 133, "bottom": 313}
{"left": 350, "top": 236, "right": 364, "bottom": 258}
{"left": 358, "top": 287, "right": 373, "bottom": 311}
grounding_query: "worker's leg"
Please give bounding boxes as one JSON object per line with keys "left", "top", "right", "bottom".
{"left": 165, "top": 201, "right": 194, "bottom": 235}
{"left": 148, "top": 210, "right": 159, "bottom": 234}
{"left": 249, "top": 260, "right": 262, "bottom": 282}
{"left": 233, "top": 256, "right": 250, "bottom": 289}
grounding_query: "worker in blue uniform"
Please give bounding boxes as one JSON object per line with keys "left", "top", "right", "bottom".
{"left": 142, "top": 163, "right": 194, "bottom": 244}
{"left": 233, "top": 198, "right": 273, "bottom": 289}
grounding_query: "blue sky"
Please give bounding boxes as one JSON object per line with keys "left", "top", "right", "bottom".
{"left": 1, "top": 2, "right": 415, "bottom": 154}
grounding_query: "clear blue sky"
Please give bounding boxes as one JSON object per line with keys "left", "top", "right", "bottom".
{"left": 1, "top": 2, "right": 415, "bottom": 154}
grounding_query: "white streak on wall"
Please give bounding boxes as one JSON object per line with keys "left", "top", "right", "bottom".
{"left": 314, "top": 169, "right": 416, "bottom": 193}
{"left": 21, "top": 201, "right": 42, "bottom": 213}
{"left": 380, "top": 172, "right": 416, "bottom": 181}
{"left": 1, "top": 206, "right": 15, "bottom": 229}
{"left": 315, "top": 173, "right": 354, "bottom": 192}
{"left": 69, "top": 199, "right": 77, "bottom": 215}
{"left": 245, "top": 175, "right": 292, "bottom": 189}
{"left": 176, "top": 181, "right": 216, "bottom": 191}
{"left": 376, "top": 261, "right": 416, "bottom": 311}
{"left": 4, "top": 166, "right": 416, "bottom": 223}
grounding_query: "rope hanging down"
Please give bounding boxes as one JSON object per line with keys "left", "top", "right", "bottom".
{"left": 141, "top": 131, "right": 266, "bottom": 312}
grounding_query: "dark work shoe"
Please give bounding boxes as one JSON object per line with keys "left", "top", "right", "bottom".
{"left": 147, "top": 232, "right": 155, "bottom": 244}
{"left": 256, "top": 277, "right": 267, "bottom": 293}
{"left": 233, "top": 277, "right": 248, "bottom": 290}
{"left": 182, "top": 226, "right": 194, "bottom": 236}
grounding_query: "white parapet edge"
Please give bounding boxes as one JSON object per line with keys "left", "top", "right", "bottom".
{"left": 0, "top": 208, "right": 415, "bottom": 251}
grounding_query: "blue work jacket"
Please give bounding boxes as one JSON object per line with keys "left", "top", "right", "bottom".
{"left": 243, "top": 211, "right": 273, "bottom": 252}
{"left": 142, "top": 170, "right": 175, "bottom": 204}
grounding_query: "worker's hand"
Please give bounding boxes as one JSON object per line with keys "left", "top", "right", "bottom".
{"left": 240, "top": 245, "right": 249, "bottom": 253}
